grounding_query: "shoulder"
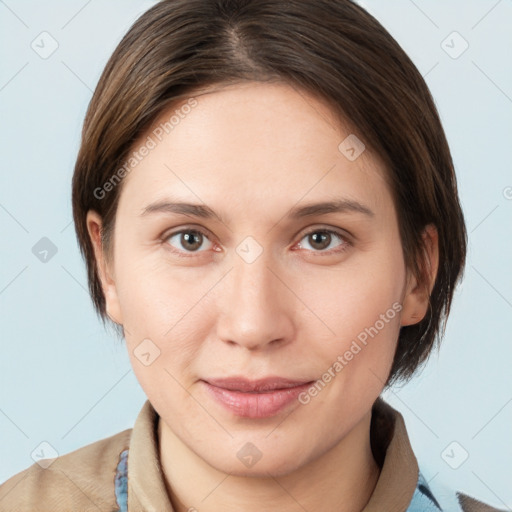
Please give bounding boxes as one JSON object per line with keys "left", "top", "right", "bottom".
{"left": 0, "top": 428, "right": 132, "bottom": 512}
{"left": 456, "top": 492, "right": 508, "bottom": 512}
{"left": 409, "top": 471, "right": 507, "bottom": 512}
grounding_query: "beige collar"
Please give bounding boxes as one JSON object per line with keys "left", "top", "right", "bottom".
{"left": 363, "top": 397, "right": 419, "bottom": 511}
{"left": 127, "top": 397, "right": 419, "bottom": 511}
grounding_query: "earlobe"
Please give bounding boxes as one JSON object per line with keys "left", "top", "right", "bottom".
{"left": 85, "top": 210, "right": 124, "bottom": 325}
{"left": 400, "top": 224, "right": 439, "bottom": 327}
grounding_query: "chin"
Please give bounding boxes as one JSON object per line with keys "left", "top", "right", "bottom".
{"left": 201, "top": 441, "right": 311, "bottom": 479}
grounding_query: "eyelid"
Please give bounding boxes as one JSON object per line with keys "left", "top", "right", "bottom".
{"left": 298, "top": 224, "right": 352, "bottom": 241}
{"left": 161, "top": 223, "right": 215, "bottom": 241}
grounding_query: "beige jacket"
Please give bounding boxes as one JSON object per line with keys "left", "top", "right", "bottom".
{"left": 0, "top": 398, "right": 502, "bottom": 512}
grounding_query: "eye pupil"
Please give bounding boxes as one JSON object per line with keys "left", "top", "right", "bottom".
{"left": 309, "top": 231, "right": 330, "bottom": 250}
{"left": 181, "top": 231, "right": 202, "bottom": 251}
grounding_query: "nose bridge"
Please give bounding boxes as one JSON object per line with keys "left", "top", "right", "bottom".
{"left": 216, "top": 247, "right": 292, "bottom": 350}
{"left": 233, "top": 250, "right": 274, "bottom": 306}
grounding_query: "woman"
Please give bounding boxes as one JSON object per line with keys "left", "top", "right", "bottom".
{"left": 0, "top": 1, "right": 500, "bottom": 511}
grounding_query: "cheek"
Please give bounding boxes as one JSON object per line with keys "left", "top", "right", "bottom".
{"left": 300, "top": 244, "right": 405, "bottom": 334}
{"left": 114, "top": 248, "right": 198, "bottom": 332}
{"left": 318, "top": 290, "right": 401, "bottom": 388}
{"left": 299, "top": 249, "right": 405, "bottom": 387}
{"left": 111, "top": 253, "right": 200, "bottom": 385}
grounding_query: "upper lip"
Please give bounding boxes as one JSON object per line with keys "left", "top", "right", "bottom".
{"left": 204, "top": 376, "right": 315, "bottom": 392}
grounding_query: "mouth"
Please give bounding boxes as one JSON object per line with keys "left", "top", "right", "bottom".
{"left": 201, "top": 376, "right": 316, "bottom": 418}
{"left": 205, "top": 376, "right": 314, "bottom": 391}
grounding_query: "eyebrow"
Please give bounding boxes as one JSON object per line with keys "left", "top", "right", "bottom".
{"left": 139, "top": 198, "right": 375, "bottom": 223}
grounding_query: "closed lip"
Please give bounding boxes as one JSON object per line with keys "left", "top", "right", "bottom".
{"left": 203, "top": 376, "right": 315, "bottom": 392}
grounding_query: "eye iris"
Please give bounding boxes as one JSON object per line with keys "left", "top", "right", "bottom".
{"left": 181, "top": 231, "right": 202, "bottom": 251}
{"left": 309, "top": 231, "right": 331, "bottom": 250}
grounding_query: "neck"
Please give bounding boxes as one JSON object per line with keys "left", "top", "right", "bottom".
{"left": 158, "top": 410, "right": 380, "bottom": 512}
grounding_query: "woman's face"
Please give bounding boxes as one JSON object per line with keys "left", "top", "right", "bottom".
{"left": 87, "top": 81, "right": 429, "bottom": 476}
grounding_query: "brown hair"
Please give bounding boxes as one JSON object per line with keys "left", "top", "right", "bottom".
{"left": 72, "top": 0, "right": 467, "bottom": 386}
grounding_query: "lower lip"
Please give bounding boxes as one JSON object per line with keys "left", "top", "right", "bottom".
{"left": 201, "top": 381, "right": 313, "bottom": 419}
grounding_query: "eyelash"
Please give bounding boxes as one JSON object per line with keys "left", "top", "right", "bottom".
{"left": 161, "top": 226, "right": 352, "bottom": 258}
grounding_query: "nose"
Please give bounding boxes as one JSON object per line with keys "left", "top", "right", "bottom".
{"left": 215, "top": 253, "right": 295, "bottom": 352}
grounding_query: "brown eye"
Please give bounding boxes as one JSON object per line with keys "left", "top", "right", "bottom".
{"left": 180, "top": 231, "right": 203, "bottom": 251}
{"left": 165, "top": 229, "right": 213, "bottom": 254}
{"left": 297, "top": 228, "right": 350, "bottom": 254}
{"left": 308, "top": 231, "right": 331, "bottom": 250}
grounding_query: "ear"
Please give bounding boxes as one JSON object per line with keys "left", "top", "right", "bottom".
{"left": 86, "top": 210, "right": 124, "bottom": 325}
{"left": 400, "top": 224, "right": 439, "bottom": 326}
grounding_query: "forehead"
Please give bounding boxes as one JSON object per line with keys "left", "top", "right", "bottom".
{"left": 117, "top": 81, "right": 393, "bottom": 222}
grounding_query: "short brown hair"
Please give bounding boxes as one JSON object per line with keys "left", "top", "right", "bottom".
{"left": 72, "top": 0, "right": 467, "bottom": 386}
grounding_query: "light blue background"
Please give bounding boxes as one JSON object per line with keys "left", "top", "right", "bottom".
{"left": 0, "top": 1, "right": 511, "bottom": 510}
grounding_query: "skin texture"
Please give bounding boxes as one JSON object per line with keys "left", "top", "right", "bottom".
{"left": 87, "top": 81, "right": 438, "bottom": 512}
